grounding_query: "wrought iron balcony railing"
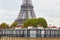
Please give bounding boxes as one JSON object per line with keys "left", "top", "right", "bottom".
{"left": 0, "top": 28, "right": 60, "bottom": 38}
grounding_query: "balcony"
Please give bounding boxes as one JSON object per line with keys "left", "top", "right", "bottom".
{"left": 0, "top": 28, "right": 60, "bottom": 38}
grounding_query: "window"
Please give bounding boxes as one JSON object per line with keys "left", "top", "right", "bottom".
{"left": 30, "top": 29, "right": 36, "bottom": 38}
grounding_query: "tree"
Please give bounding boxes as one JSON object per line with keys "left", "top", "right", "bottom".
{"left": 36, "top": 18, "right": 47, "bottom": 28}
{"left": 23, "top": 18, "right": 48, "bottom": 28}
{"left": 0, "top": 23, "right": 9, "bottom": 29}
{"left": 23, "top": 18, "right": 37, "bottom": 28}
{"left": 10, "top": 22, "right": 18, "bottom": 28}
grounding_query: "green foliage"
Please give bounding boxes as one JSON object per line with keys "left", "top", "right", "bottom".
{"left": 10, "top": 22, "right": 18, "bottom": 28}
{"left": 23, "top": 18, "right": 48, "bottom": 28}
{"left": 23, "top": 18, "right": 37, "bottom": 28}
{"left": 36, "top": 18, "right": 47, "bottom": 28}
{"left": 0, "top": 23, "right": 9, "bottom": 29}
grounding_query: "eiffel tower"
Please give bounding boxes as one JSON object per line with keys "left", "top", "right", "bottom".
{"left": 15, "top": 0, "right": 36, "bottom": 26}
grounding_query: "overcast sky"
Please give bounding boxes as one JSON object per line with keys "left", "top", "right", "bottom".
{"left": 0, "top": 0, "right": 60, "bottom": 26}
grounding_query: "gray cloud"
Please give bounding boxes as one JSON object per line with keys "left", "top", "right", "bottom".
{"left": 0, "top": 0, "right": 60, "bottom": 26}
{"left": 33, "top": 0, "right": 60, "bottom": 18}
{"left": 0, "top": 0, "right": 60, "bottom": 18}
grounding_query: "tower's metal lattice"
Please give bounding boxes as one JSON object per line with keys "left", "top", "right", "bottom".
{"left": 15, "top": 0, "right": 36, "bottom": 25}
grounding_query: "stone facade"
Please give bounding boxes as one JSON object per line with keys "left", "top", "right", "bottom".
{"left": 0, "top": 37, "right": 60, "bottom": 40}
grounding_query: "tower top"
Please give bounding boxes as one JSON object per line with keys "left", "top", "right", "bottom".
{"left": 22, "top": 0, "right": 32, "bottom": 5}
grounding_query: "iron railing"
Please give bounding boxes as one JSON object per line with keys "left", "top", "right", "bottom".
{"left": 0, "top": 28, "right": 60, "bottom": 38}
